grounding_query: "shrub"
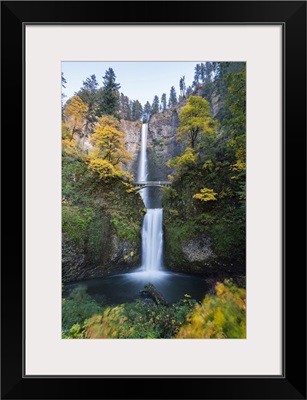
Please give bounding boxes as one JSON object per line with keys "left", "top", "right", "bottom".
{"left": 62, "top": 286, "right": 102, "bottom": 337}
{"left": 176, "top": 279, "right": 246, "bottom": 338}
{"left": 84, "top": 297, "right": 197, "bottom": 339}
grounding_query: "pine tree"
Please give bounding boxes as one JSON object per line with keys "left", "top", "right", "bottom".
{"left": 179, "top": 76, "right": 186, "bottom": 99}
{"left": 143, "top": 101, "right": 152, "bottom": 122}
{"left": 131, "top": 100, "right": 143, "bottom": 120}
{"left": 61, "top": 72, "right": 67, "bottom": 88}
{"left": 186, "top": 86, "right": 193, "bottom": 98}
{"left": 119, "top": 93, "right": 131, "bottom": 120}
{"left": 61, "top": 72, "right": 67, "bottom": 114}
{"left": 96, "top": 68, "right": 121, "bottom": 117}
{"left": 161, "top": 93, "right": 167, "bottom": 111}
{"left": 193, "top": 64, "right": 201, "bottom": 89}
{"left": 152, "top": 95, "right": 160, "bottom": 114}
{"left": 77, "top": 74, "right": 99, "bottom": 138}
{"left": 200, "top": 63, "right": 206, "bottom": 83}
{"left": 168, "top": 86, "right": 178, "bottom": 107}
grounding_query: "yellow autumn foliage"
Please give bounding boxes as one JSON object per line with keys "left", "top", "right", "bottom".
{"left": 176, "top": 280, "right": 246, "bottom": 339}
{"left": 167, "top": 148, "right": 196, "bottom": 178}
{"left": 193, "top": 187, "right": 218, "bottom": 202}
{"left": 87, "top": 115, "right": 133, "bottom": 182}
{"left": 63, "top": 95, "right": 87, "bottom": 138}
{"left": 84, "top": 306, "right": 129, "bottom": 339}
{"left": 177, "top": 96, "right": 217, "bottom": 148}
{"left": 62, "top": 122, "right": 80, "bottom": 155}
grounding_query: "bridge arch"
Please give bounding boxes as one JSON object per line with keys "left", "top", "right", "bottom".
{"left": 133, "top": 181, "right": 172, "bottom": 190}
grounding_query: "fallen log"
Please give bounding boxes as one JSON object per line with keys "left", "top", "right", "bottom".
{"left": 140, "top": 283, "right": 168, "bottom": 306}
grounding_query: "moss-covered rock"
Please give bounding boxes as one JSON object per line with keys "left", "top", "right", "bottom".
{"left": 62, "top": 138, "right": 144, "bottom": 282}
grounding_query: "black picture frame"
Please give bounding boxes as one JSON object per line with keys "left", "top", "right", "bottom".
{"left": 1, "top": 1, "right": 306, "bottom": 399}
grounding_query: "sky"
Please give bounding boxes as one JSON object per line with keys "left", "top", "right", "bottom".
{"left": 62, "top": 61, "right": 203, "bottom": 106}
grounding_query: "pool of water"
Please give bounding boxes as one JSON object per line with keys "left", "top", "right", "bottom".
{"left": 63, "top": 270, "right": 210, "bottom": 305}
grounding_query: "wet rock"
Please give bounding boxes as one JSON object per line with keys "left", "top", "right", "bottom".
{"left": 140, "top": 283, "right": 168, "bottom": 306}
{"left": 182, "top": 236, "right": 216, "bottom": 262}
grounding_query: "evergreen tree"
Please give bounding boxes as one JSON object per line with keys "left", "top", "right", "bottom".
{"left": 161, "top": 93, "right": 167, "bottom": 111}
{"left": 186, "top": 86, "right": 193, "bottom": 98}
{"left": 214, "top": 62, "right": 245, "bottom": 122}
{"left": 168, "top": 86, "right": 177, "bottom": 107}
{"left": 77, "top": 74, "right": 99, "bottom": 137}
{"left": 61, "top": 72, "right": 67, "bottom": 114}
{"left": 179, "top": 76, "right": 186, "bottom": 99}
{"left": 62, "top": 72, "right": 67, "bottom": 88}
{"left": 119, "top": 93, "right": 131, "bottom": 120}
{"left": 96, "top": 68, "right": 121, "bottom": 117}
{"left": 143, "top": 101, "right": 152, "bottom": 122}
{"left": 193, "top": 64, "right": 201, "bottom": 89}
{"left": 131, "top": 100, "right": 143, "bottom": 120}
{"left": 78, "top": 74, "right": 98, "bottom": 103}
{"left": 152, "top": 95, "right": 160, "bottom": 114}
{"left": 201, "top": 63, "right": 215, "bottom": 112}
{"left": 200, "top": 63, "right": 206, "bottom": 83}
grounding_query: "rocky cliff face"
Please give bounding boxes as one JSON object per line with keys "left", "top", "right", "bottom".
{"left": 164, "top": 229, "right": 244, "bottom": 275}
{"left": 163, "top": 230, "right": 219, "bottom": 274}
{"left": 63, "top": 102, "right": 240, "bottom": 283}
{"left": 147, "top": 107, "right": 183, "bottom": 180}
{"left": 120, "top": 111, "right": 183, "bottom": 181}
{"left": 121, "top": 119, "right": 142, "bottom": 177}
{"left": 120, "top": 106, "right": 184, "bottom": 181}
{"left": 62, "top": 223, "right": 142, "bottom": 283}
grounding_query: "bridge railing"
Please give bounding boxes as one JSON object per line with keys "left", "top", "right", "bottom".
{"left": 133, "top": 181, "right": 171, "bottom": 186}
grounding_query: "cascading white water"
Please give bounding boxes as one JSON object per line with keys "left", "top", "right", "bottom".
{"left": 137, "top": 123, "right": 149, "bottom": 207}
{"left": 141, "top": 208, "right": 163, "bottom": 272}
{"left": 137, "top": 124, "right": 148, "bottom": 183}
{"left": 138, "top": 123, "right": 163, "bottom": 273}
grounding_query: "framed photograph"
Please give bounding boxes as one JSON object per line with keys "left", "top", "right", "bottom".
{"left": 1, "top": 1, "right": 306, "bottom": 399}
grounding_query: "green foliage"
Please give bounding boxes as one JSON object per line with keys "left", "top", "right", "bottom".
{"left": 84, "top": 298, "right": 197, "bottom": 339}
{"left": 163, "top": 66, "right": 246, "bottom": 266}
{"left": 161, "top": 93, "right": 167, "bottom": 111}
{"left": 119, "top": 92, "right": 131, "bottom": 120}
{"left": 110, "top": 215, "right": 140, "bottom": 241}
{"left": 211, "top": 207, "right": 245, "bottom": 261}
{"left": 62, "top": 282, "right": 245, "bottom": 339}
{"left": 76, "top": 74, "right": 99, "bottom": 136}
{"left": 168, "top": 86, "right": 177, "bottom": 107}
{"left": 177, "top": 280, "right": 246, "bottom": 338}
{"left": 179, "top": 76, "right": 186, "bottom": 100}
{"left": 87, "top": 216, "right": 108, "bottom": 261}
{"left": 96, "top": 68, "right": 121, "bottom": 117}
{"left": 62, "top": 113, "right": 143, "bottom": 267}
{"left": 62, "top": 203, "right": 94, "bottom": 243}
{"left": 224, "top": 68, "right": 246, "bottom": 190}
{"left": 62, "top": 286, "right": 102, "bottom": 337}
{"left": 152, "top": 95, "right": 160, "bottom": 114}
{"left": 131, "top": 100, "right": 143, "bottom": 120}
{"left": 167, "top": 147, "right": 196, "bottom": 173}
{"left": 143, "top": 101, "right": 152, "bottom": 122}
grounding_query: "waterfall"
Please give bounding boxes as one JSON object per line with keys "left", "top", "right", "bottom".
{"left": 141, "top": 208, "right": 163, "bottom": 272}
{"left": 138, "top": 123, "right": 163, "bottom": 273}
{"left": 137, "top": 124, "right": 148, "bottom": 183}
{"left": 137, "top": 123, "right": 149, "bottom": 207}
